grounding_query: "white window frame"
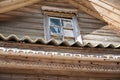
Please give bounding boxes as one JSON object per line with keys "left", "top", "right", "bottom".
{"left": 49, "top": 17, "right": 75, "bottom": 40}
{"left": 49, "top": 17, "right": 63, "bottom": 36}
{"left": 44, "top": 15, "right": 83, "bottom": 44}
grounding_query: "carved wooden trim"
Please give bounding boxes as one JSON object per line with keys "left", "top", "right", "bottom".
{"left": 0, "top": 47, "right": 120, "bottom": 62}
{"left": 41, "top": 6, "right": 78, "bottom": 14}
{"left": 43, "top": 11, "right": 75, "bottom": 18}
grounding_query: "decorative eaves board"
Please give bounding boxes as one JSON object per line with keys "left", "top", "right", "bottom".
{"left": 0, "top": 47, "right": 120, "bottom": 77}
{"left": 0, "top": 47, "right": 120, "bottom": 61}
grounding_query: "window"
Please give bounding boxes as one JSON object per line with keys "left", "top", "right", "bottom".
{"left": 49, "top": 17, "right": 74, "bottom": 36}
{"left": 42, "top": 6, "right": 82, "bottom": 43}
{"left": 48, "top": 17, "right": 76, "bottom": 41}
{"left": 44, "top": 15, "right": 83, "bottom": 44}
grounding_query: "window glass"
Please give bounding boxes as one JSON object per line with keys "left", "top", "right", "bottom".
{"left": 50, "top": 18, "right": 61, "bottom": 27}
{"left": 50, "top": 26, "right": 61, "bottom": 34}
{"left": 62, "top": 19, "right": 72, "bottom": 28}
{"left": 64, "top": 30, "right": 74, "bottom": 37}
{"left": 49, "top": 17, "right": 75, "bottom": 38}
{"left": 50, "top": 18, "right": 61, "bottom": 34}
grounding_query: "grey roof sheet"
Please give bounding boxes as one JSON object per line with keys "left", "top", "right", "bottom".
{"left": 0, "top": 34, "right": 120, "bottom": 49}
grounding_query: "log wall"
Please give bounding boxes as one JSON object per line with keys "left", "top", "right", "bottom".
{"left": 0, "top": 74, "right": 119, "bottom": 80}
{"left": 0, "top": 0, "right": 120, "bottom": 47}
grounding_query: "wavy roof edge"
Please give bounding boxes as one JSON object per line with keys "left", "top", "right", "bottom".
{"left": 0, "top": 34, "right": 120, "bottom": 49}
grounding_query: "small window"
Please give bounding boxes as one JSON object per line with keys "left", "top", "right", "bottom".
{"left": 44, "top": 12, "right": 82, "bottom": 44}
{"left": 48, "top": 17, "right": 77, "bottom": 41}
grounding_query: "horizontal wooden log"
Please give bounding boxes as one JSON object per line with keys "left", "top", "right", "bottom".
{"left": 0, "top": 52, "right": 119, "bottom": 77}
{"left": 0, "top": 74, "right": 119, "bottom": 80}
{"left": 78, "top": 18, "right": 104, "bottom": 24}
{"left": 4, "top": 11, "right": 43, "bottom": 18}
{"left": 78, "top": 12, "right": 96, "bottom": 19}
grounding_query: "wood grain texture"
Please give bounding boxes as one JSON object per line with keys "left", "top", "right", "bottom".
{"left": 0, "top": 74, "right": 119, "bottom": 80}
{"left": 0, "top": 0, "right": 119, "bottom": 47}
{"left": 0, "top": 0, "right": 42, "bottom": 13}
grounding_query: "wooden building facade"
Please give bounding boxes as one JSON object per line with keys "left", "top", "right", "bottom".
{"left": 0, "top": 0, "right": 120, "bottom": 80}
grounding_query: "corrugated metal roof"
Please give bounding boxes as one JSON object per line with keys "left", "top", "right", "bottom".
{"left": 0, "top": 34, "right": 120, "bottom": 48}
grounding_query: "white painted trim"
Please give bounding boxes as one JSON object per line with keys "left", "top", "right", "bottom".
{"left": 0, "top": 47, "right": 119, "bottom": 61}
{"left": 73, "top": 16, "right": 83, "bottom": 44}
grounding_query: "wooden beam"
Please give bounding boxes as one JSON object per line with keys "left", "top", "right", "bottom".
{"left": 100, "top": 0, "right": 120, "bottom": 10}
{"left": 0, "top": 0, "right": 42, "bottom": 13}
{"left": 0, "top": 0, "right": 28, "bottom": 7}
{"left": 89, "top": 0, "right": 120, "bottom": 15}
{"left": 68, "top": 0, "right": 120, "bottom": 31}
{"left": 0, "top": 48, "right": 120, "bottom": 63}
{"left": 0, "top": 58, "right": 120, "bottom": 78}
{"left": 88, "top": 0, "right": 120, "bottom": 24}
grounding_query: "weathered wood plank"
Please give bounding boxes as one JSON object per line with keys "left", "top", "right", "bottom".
{"left": 0, "top": 0, "right": 120, "bottom": 47}
{"left": 68, "top": 0, "right": 120, "bottom": 31}
{"left": 0, "top": 74, "right": 119, "bottom": 80}
{"left": 0, "top": 21, "right": 44, "bottom": 29}
{"left": 0, "top": 0, "right": 42, "bottom": 13}
{"left": 78, "top": 18, "right": 104, "bottom": 24}
{"left": 41, "top": 1, "right": 75, "bottom": 8}
{"left": 4, "top": 11, "right": 43, "bottom": 18}
{"left": 83, "top": 35, "right": 120, "bottom": 42}
{"left": 78, "top": 12, "right": 96, "bottom": 19}
{"left": 89, "top": 0, "right": 120, "bottom": 16}
{"left": 101, "top": 0, "right": 120, "bottom": 10}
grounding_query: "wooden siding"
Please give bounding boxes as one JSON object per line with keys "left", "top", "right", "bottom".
{"left": 0, "top": 5, "right": 44, "bottom": 40}
{"left": 0, "top": 0, "right": 120, "bottom": 47}
{"left": 78, "top": 13, "right": 120, "bottom": 46}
